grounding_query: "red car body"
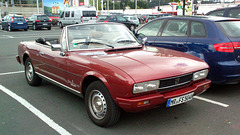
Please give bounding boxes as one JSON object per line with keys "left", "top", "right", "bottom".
{"left": 16, "top": 23, "right": 211, "bottom": 126}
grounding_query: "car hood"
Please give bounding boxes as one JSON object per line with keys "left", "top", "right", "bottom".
{"left": 78, "top": 47, "right": 209, "bottom": 82}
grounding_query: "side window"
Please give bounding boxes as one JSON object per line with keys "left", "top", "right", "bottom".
{"left": 229, "top": 8, "right": 240, "bottom": 18}
{"left": 208, "top": 10, "right": 225, "bottom": 17}
{"left": 117, "top": 16, "right": 127, "bottom": 22}
{"left": 71, "top": 11, "right": 74, "bottom": 17}
{"left": 190, "top": 21, "right": 206, "bottom": 37}
{"left": 137, "top": 20, "right": 164, "bottom": 37}
{"left": 65, "top": 11, "right": 70, "bottom": 17}
{"left": 162, "top": 20, "right": 188, "bottom": 37}
{"left": 61, "top": 28, "right": 67, "bottom": 51}
{"left": 108, "top": 16, "right": 117, "bottom": 21}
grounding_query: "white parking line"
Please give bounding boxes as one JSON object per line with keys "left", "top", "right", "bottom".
{"left": 194, "top": 96, "right": 229, "bottom": 108}
{"left": 0, "top": 71, "right": 24, "bottom": 76}
{"left": 0, "top": 85, "right": 72, "bottom": 135}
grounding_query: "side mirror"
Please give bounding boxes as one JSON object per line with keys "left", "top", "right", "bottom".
{"left": 35, "top": 37, "right": 46, "bottom": 44}
{"left": 51, "top": 44, "right": 62, "bottom": 51}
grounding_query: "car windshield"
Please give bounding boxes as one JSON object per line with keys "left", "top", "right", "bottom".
{"left": 217, "top": 21, "right": 240, "bottom": 38}
{"left": 67, "top": 24, "right": 140, "bottom": 50}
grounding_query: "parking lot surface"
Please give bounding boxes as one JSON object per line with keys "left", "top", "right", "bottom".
{"left": 0, "top": 27, "right": 240, "bottom": 135}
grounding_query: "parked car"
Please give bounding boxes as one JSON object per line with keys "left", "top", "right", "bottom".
{"left": 205, "top": 6, "right": 240, "bottom": 18}
{"left": 59, "top": 6, "right": 97, "bottom": 28}
{"left": 16, "top": 23, "right": 211, "bottom": 127}
{"left": 135, "top": 16, "right": 240, "bottom": 84}
{"left": 145, "top": 14, "right": 171, "bottom": 23}
{"left": 27, "top": 14, "right": 51, "bottom": 30}
{"left": 124, "top": 15, "right": 140, "bottom": 26}
{"left": 97, "top": 15, "right": 137, "bottom": 31}
{"left": 46, "top": 13, "right": 60, "bottom": 26}
{"left": 1, "top": 15, "right": 28, "bottom": 31}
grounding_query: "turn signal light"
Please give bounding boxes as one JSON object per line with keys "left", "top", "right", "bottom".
{"left": 137, "top": 100, "right": 149, "bottom": 106}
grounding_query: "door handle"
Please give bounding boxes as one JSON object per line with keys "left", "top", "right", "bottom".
{"left": 39, "top": 52, "right": 45, "bottom": 55}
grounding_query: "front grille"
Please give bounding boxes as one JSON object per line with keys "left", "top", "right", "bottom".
{"left": 158, "top": 74, "right": 193, "bottom": 92}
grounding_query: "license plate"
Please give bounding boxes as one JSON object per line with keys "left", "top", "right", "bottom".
{"left": 18, "top": 22, "right": 23, "bottom": 24}
{"left": 166, "top": 92, "right": 194, "bottom": 107}
{"left": 43, "top": 23, "right": 47, "bottom": 25}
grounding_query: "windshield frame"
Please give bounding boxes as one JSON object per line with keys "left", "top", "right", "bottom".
{"left": 66, "top": 23, "right": 142, "bottom": 52}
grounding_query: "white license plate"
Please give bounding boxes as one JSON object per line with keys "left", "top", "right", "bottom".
{"left": 166, "top": 92, "right": 194, "bottom": 107}
{"left": 18, "top": 22, "right": 23, "bottom": 24}
{"left": 43, "top": 23, "right": 47, "bottom": 25}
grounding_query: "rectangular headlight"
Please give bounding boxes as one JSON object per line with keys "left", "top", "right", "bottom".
{"left": 133, "top": 80, "right": 160, "bottom": 94}
{"left": 193, "top": 69, "right": 208, "bottom": 81}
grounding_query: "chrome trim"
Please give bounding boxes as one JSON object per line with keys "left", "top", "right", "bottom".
{"left": 159, "top": 73, "right": 192, "bottom": 81}
{"left": 158, "top": 80, "right": 191, "bottom": 90}
{"left": 36, "top": 72, "right": 83, "bottom": 98}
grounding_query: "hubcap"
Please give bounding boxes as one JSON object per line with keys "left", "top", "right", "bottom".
{"left": 88, "top": 90, "right": 107, "bottom": 120}
{"left": 26, "top": 62, "right": 33, "bottom": 81}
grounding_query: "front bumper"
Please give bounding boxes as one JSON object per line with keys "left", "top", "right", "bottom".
{"left": 116, "top": 79, "right": 211, "bottom": 112}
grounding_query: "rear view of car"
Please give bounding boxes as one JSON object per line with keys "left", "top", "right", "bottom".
{"left": 28, "top": 15, "right": 52, "bottom": 30}
{"left": 1, "top": 15, "right": 28, "bottom": 31}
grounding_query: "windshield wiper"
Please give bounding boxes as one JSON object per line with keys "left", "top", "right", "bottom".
{"left": 75, "top": 41, "right": 114, "bottom": 49}
{"left": 116, "top": 40, "right": 136, "bottom": 43}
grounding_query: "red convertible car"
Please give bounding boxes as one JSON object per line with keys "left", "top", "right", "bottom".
{"left": 16, "top": 23, "right": 211, "bottom": 127}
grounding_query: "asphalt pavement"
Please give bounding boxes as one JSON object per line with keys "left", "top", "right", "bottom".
{"left": 0, "top": 27, "right": 240, "bottom": 135}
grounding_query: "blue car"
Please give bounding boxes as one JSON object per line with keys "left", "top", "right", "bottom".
{"left": 1, "top": 15, "right": 28, "bottom": 31}
{"left": 135, "top": 16, "right": 240, "bottom": 84}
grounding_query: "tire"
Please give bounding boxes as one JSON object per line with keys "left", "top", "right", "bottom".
{"left": 8, "top": 25, "right": 11, "bottom": 32}
{"left": 85, "top": 81, "right": 121, "bottom": 127}
{"left": 33, "top": 24, "right": 37, "bottom": 30}
{"left": 59, "top": 22, "right": 63, "bottom": 28}
{"left": 24, "top": 28, "right": 28, "bottom": 31}
{"left": 1, "top": 25, "right": 3, "bottom": 30}
{"left": 130, "top": 25, "right": 135, "bottom": 31}
{"left": 48, "top": 27, "right": 51, "bottom": 30}
{"left": 24, "top": 57, "right": 42, "bottom": 86}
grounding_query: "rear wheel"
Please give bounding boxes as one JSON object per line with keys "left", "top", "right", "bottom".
{"left": 48, "top": 27, "right": 51, "bottom": 30}
{"left": 130, "top": 25, "right": 135, "bottom": 31}
{"left": 85, "top": 81, "right": 121, "bottom": 127}
{"left": 33, "top": 24, "right": 37, "bottom": 30}
{"left": 24, "top": 57, "right": 42, "bottom": 86}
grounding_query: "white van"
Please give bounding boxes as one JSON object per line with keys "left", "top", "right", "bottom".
{"left": 59, "top": 6, "right": 97, "bottom": 28}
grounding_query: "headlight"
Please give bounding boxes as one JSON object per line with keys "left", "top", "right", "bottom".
{"left": 193, "top": 69, "right": 208, "bottom": 81}
{"left": 133, "top": 80, "right": 160, "bottom": 94}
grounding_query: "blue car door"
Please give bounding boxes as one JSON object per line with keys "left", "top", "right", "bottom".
{"left": 185, "top": 21, "right": 210, "bottom": 60}
{"left": 136, "top": 19, "right": 165, "bottom": 46}
{"left": 153, "top": 19, "right": 189, "bottom": 52}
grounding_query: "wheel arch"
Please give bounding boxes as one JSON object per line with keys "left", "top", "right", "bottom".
{"left": 23, "top": 53, "right": 30, "bottom": 65}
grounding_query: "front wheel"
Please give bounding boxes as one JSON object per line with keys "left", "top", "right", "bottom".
{"left": 25, "top": 57, "right": 42, "bottom": 86}
{"left": 8, "top": 25, "right": 11, "bottom": 32}
{"left": 33, "top": 24, "right": 37, "bottom": 30}
{"left": 59, "top": 22, "right": 63, "bottom": 28}
{"left": 85, "top": 81, "right": 121, "bottom": 127}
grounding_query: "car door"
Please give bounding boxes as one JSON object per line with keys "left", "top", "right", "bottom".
{"left": 186, "top": 21, "right": 209, "bottom": 60}
{"left": 38, "top": 29, "right": 67, "bottom": 85}
{"left": 153, "top": 19, "right": 189, "bottom": 52}
{"left": 136, "top": 19, "right": 165, "bottom": 46}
